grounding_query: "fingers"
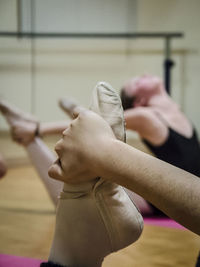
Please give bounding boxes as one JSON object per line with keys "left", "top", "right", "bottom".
{"left": 48, "top": 158, "right": 64, "bottom": 181}
{"left": 61, "top": 108, "right": 94, "bottom": 137}
{"left": 54, "top": 139, "right": 64, "bottom": 157}
{"left": 72, "top": 106, "right": 88, "bottom": 118}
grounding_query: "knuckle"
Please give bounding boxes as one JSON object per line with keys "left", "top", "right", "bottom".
{"left": 62, "top": 128, "right": 69, "bottom": 136}
{"left": 63, "top": 123, "right": 73, "bottom": 135}
{"left": 79, "top": 109, "right": 88, "bottom": 118}
{"left": 79, "top": 109, "right": 92, "bottom": 120}
{"left": 55, "top": 140, "right": 63, "bottom": 153}
{"left": 77, "top": 112, "right": 84, "bottom": 120}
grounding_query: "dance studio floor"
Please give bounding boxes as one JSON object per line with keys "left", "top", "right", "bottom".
{"left": 0, "top": 135, "right": 199, "bottom": 266}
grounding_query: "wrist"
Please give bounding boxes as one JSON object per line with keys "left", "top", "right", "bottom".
{"left": 92, "top": 138, "right": 121, "bottom": 180}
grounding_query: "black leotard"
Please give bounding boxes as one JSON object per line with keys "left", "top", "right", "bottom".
{"left": 143, "top": 127, "right": 200, "bottom": 177}
{"left": 143, "top": 127, "right": 200, "bottom": 216}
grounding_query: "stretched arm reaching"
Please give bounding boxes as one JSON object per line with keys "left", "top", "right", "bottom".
{"left": 124, "top": 107, "right": 168, "bottom": 145}
{"left": 49, "top": 109, "right": 200, "bottom": 235}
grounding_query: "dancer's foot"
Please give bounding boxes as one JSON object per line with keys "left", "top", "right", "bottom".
{"left": 49, "top": 82, "right": 143, "bottom": 267}
{"left": 0, "top": 100, "right": 38, "bottom": 146}
{"left": 59, "top": 97, "right": 80, "bottom": 119}
{"left": 90, "top": 81, "right": 126, "bottom": 142}
{"left": 90, "top": 81, "right": 142, "bottom": 249}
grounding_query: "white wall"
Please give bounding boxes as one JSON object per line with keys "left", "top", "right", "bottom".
{"left": 0, "top": 0, "right": 17, "bottom": 31}
{"left": 0, "top": 0, "right": 33, "bottom": 128}
{"left": 0, "top": 0, "right": 138, "bottom": 129}
{"left": 0, "top": 0, "right": 200, "bottom": 135}
{"left": 137, "top": 0, "right": 200, "bottom": 132}
{"left": 34, "top": 0, "right": 137, "bottom": 33}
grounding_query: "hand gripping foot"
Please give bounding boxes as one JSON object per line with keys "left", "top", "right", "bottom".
{"left": 48, "top": 82, "right": 143, "bottom": 267}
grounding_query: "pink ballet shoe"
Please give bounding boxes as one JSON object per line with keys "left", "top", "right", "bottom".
{"left": 49, "top": 82, "right": 143, "bottom": 267}
{"left": 0, "top": 100, "right": 39, "bottom": 146}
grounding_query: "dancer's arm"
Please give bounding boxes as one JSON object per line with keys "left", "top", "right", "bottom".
{"left": 39, "top": 121, "right": 69, "bottom": 136}
{"left": 101, "top": 140, "right": 200, "bottom": 235}
{"left": 124, "top": 107, "right": 168, "bottom": 145}
{"left": 49, "top": 110, "right": 200, "bottom": 235}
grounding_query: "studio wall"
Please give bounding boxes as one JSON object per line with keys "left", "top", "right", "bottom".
{"left": 0, "top": 0, "right": 199, "bottom": 134}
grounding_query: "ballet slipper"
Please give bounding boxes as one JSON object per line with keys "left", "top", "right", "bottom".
{"left": 90, "top": 81, "right": 126, "bottom": 142}
{"left": 48, "top": 82, "right": 143, "bottom": 267}
{"left": 0, "top": 100, "right": 39, "bottom": 146}
{"left": 58, "top": 97, "right": 80, "bottom": 119}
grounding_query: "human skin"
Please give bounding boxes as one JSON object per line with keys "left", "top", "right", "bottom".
{"left": 38, "top": 121, "right": 69, "bottom": 137}
{"left": 123, "top": 75, "right": 192, "bottom": 145}
{"left": 49, "top": 109, "right": 200, "bottom": 235}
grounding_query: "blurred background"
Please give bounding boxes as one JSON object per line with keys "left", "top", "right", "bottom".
{"left": 0, "top": 0, "right": 200, "bottom": 130}
{"left": 0, "top": 1, "right": 200, "bottom": 266}
{"left": 1, "top": 0, "right": 200, "bottom": 164}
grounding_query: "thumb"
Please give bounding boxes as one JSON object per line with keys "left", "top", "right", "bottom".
{"left": 48, "top": 159, "right": 64, "bottom": 181}
{"left": 72, "top": 106, "right": 88, "bottom": 118}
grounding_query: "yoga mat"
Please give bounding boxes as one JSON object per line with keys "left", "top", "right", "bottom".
{"left": 144, "top": 217, "right": 186, "bottom": 230}
{"left": 0, "top": 254, "right": 43, "bottom": 267}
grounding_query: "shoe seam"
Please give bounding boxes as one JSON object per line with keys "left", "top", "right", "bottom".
{"left": 93, "top": 181, "right": 117, "bottom": 252}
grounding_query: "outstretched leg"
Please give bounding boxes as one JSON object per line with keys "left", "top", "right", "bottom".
{"left": 48, "top": 82, "right": 143, "bottom": 267}
{"left": 0, "top": 100, "right": 63, "bottom": 205}
{"left": 27, "top": 138, "right": 63, "bottom": 205}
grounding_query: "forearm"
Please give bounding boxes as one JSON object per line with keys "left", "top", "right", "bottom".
{"left": 39, "top": 121, "right": 69, "bottom": 136}
{"left": 47, "top": 110, "right": 200, "bottom": 235}
{"left": 98, "top": 140, "right": 200, "bottom": 235}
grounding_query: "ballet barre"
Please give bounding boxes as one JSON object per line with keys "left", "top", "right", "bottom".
{"left": 0, "top": 31, "right": 184, "bottom": 94}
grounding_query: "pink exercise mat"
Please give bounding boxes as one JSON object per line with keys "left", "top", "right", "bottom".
{"left": 0, "top": 219, "right": 185, "bottom": 267}
{"left": 0, "top": 254, "right": 43, "bottom": 267}
{"left": 144, "top": 217, "right": 186, "bottom": 230}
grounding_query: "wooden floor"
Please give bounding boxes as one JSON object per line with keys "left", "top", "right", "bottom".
{"left": 0, "top": 133, "right": 199, "bottom": 266}
{"left": 0, "top": 165, "right": 199, "bottom": 267}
